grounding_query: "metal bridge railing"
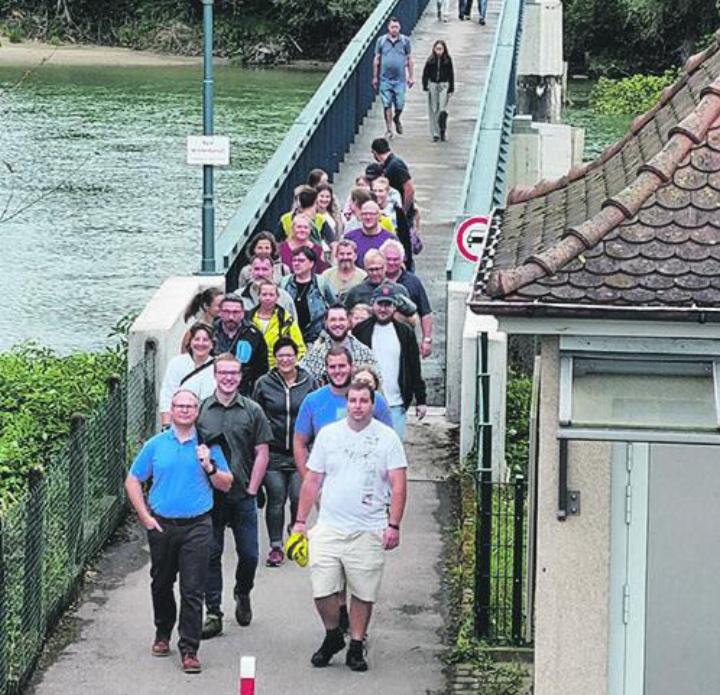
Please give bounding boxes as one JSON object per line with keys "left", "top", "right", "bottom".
{"left": 445, "top": 0, "right": 525, "bottom": 283}
{"left": 0, "top": 344, "right": 156, "bottom": 695}
{"left": 217, "top": 0, "right": 430, "bottom": 291}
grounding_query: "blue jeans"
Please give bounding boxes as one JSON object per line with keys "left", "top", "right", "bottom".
{"left": 205, "top": 494, "right": 258, "bottom": 616}
{"left": 390, "top": 405, "right": 407, "bottom": 440}
{"left": 263, "top": 468, "right": 301, "bottom": 548}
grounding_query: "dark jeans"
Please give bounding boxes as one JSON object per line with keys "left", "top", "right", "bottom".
{"left": 147, "top": 514, "right": 211, "bottom": 656}
{"left": 205, "top": 494, "right": 258, "bottom": 616}
{"left": 264, "top": 468, "right": 301, "bottom": 548}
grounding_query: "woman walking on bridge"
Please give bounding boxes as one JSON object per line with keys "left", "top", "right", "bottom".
{"left": 422, "top": 40, "right": 454, "bottom": 142}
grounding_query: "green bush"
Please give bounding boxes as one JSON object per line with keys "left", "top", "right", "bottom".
{"left": 506, "top": 371, "right": 532, "bottom": 476}
{"left": 0, "top": 319, "right": 130, "bottom": 507}
{"left": 590, "top": 70, "right": 679, "bottom": 115}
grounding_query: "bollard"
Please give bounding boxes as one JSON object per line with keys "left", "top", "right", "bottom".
{"left": 239, "top": 656, "right": 256, "bottom": 695}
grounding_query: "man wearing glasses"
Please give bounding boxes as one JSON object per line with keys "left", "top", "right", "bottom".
{"left": 212, "top": 294, "right": 268, "bottom": 395}
{"left": 125, "top": 389, "right": 233, "bottom": 674}
{"left": 196, "top": 353, "right": 273, "bottom": 639}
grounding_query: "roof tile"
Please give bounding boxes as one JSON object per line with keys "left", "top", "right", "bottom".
{"left": 472, "top": 40, "right": 720, "bottom": 320}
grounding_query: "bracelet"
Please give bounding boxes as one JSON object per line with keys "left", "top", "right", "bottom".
{"left": 388, "top": 523, "right": 400, "bottom": 531}
{"left": 423, "top": 337, "right": 432, "bottom": 343}
{"left": 295, "top": 519, "right": 307, "bottom": 525}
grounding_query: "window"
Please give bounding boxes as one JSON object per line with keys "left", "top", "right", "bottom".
{"left": 559, "top": 355, "right": 720, "bottom": 431}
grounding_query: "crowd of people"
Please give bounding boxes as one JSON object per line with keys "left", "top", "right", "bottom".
{"left": 124, "top": 15, "right": 456, "bottom": 679}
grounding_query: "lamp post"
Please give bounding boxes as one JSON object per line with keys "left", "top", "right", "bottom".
{"left": 200, "top": 0, "right": 216, "bottom": 274}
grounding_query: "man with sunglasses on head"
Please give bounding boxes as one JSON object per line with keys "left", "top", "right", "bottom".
{"left": 125, "top": 389, "right": 233, "bottom": 674}
{"left": 196, "top": 353, "right": 274, "bottom": 640}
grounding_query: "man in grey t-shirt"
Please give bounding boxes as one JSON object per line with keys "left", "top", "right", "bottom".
{"left": 372, "top": 17, "right": 414, "bottom": 139}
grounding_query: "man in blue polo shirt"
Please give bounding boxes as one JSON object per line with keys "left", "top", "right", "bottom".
{"left": 372, "top": 17, "right": 414, "bottom": 139}
{"left": 125, "top": 388, "right": 232, "bottom": 674}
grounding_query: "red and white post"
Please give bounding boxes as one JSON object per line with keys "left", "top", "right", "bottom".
{"left": 238, "top": 656, "right": 256, "bottom": 695}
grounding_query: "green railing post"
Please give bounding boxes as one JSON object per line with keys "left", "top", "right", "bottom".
{"left": 67, "top": 413, "right": 86, "bottom": 566}
{"left": 22, "top": 468, "right": 45, "bottom": 640}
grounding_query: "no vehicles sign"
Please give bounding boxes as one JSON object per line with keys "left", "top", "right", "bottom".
{"left": 455, "top": 216, "right": 490, "bottom": 263}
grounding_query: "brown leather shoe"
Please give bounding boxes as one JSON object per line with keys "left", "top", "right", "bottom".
{"left": 181, "top": 653, "right": 202, "bottom": 674}
{"left": 151, "top": 639, "right": 170, "bottom": 657}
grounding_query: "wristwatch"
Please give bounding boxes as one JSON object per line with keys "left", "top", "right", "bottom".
{"left": 423, "top": 337, "right": 432, "bottom": 343}
{"left": 206, "top": 462, "right": 218, "bottom": 477}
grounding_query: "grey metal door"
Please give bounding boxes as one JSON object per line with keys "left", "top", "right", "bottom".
{"left": 643, "top": 444, "right": 720, "bottom": 695}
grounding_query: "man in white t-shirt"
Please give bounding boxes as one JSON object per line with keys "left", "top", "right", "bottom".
{"left": 292, "top": 381, "right": 407, "bottom": 672}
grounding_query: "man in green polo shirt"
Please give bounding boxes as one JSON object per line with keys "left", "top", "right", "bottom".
{"left": 196, "top": 353, "right": 274, "bottom": 638}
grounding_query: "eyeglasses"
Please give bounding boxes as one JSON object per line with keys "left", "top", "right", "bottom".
{"left": 171, "top": 403, "right": 198, "bottom": 410}
{"left": 275, "top": 353, "right": 296, "bottom": 360}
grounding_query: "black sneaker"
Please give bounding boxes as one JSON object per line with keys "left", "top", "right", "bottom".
{"left": 479, "top": 16, "right": 486, "bottom": 24}
{"left": 393, "top": 113, "right": 403, "bottom": 135}
{"left": 339, "top": 605, "right": 350, "bottom": 634}
{"left": 346, "top": 641, "right": 368, "bottom": 672}
{"left": 201, "top": 612, "right": 223, "bottom": 639}
{"left": 235, "top": 593, "right": 252, "bottom": 627}
{"left": 311, "top": 628, "right": 346, "bottom": 667}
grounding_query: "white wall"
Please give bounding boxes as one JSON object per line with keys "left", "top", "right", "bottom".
{"left": 128, "top": 275, "right": 225, "bottom": 400}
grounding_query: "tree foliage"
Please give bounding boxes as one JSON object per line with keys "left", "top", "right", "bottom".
{"left": 590, "top": 70, "right": 678, "bottom": 114}
{"left": 0, "top": 0, "right": 376, "bottom": 59}
{"left": 564, "top": 0, "right": 719, "bottom": 74}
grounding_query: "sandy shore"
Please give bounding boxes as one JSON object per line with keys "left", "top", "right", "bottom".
{"left": 0, "top": 38, "right": 204, "bottom": 67}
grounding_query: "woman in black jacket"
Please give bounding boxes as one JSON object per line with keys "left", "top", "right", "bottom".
{"left": 252, "top": 337, "right": 318, "bottom": 567}
{"left": 422, "top": 40, "right": 455, "bottom": 142}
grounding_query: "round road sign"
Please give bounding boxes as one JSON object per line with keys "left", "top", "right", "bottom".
{"left": 455, "top": 215, "right": 490, "bottom": 263}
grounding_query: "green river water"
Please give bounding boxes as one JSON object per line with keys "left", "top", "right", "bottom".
{"left": 0, "top": 62, "right": 323, "bottom": 353}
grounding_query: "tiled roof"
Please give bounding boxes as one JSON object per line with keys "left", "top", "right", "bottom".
{"left": 471, "top": 32, "right": 720, "bottom": 322}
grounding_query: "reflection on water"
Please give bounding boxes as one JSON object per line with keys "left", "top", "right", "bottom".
{"left": 0, "top": 63, "right": 323, "bottom": 353}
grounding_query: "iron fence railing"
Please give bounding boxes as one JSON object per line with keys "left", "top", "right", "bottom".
{"left": 218, "top": 0, "right": 430, "bottom": 290}
{"left": 474, "top": 474, "right": 529, "bottom": 644}
{"left": 0, "top": 343, "right": 156, "bottom": 695}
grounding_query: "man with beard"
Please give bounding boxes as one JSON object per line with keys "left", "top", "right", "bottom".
{"left": 212, "top": 295, "right": 268, "bottom": 395}
{"left": 321, "top": 239, "right": 367, "bottom": 299}
{"left": 352, "top": 282, "right": 427, "bottom": 439}
{"left": 293, "top": 346, "right": 392, "bottom": 478}
{"left": 300, "top": 304, "right": 378, "bottom": 384}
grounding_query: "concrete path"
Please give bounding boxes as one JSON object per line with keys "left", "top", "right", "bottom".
{"left": 333, "top": 0, "right": 501, "bottom": 405}
{"left": 27, "top": 412, "right": 454, "bottom": 695}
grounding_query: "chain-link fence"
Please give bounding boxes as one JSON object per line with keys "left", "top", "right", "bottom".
{"left": 0, "top": 342, "right": 156, "bottom": 695}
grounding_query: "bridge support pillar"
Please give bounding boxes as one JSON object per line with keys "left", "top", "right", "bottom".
{"left": 517, "top": 0, "right": 564, "bottom": 123}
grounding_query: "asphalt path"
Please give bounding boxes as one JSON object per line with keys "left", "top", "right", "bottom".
{"left": 28, "top": 413, "right": 452, "bottom": 695}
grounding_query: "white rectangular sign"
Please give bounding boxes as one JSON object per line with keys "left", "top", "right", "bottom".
{"left": 186, "top": 135, "right": 230, "bottom": 166}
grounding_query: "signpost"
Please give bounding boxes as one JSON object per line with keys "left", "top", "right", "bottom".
{"left": 199, "top": 0, "right": 216, "bottom": 275}
{"left": 187, "top": 136, "right": 230, "bottom": 166}
{"left": 455, "top": 215, "right": 490, "bottom": 263}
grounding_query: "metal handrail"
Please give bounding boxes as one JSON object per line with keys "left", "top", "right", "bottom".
{"left": 217, "top": 0, "right": 429, "bottom": 290}
{"left": 445, "top": 0, "right": 525, "bottom": 282}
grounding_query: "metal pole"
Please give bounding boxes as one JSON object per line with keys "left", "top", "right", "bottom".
{"left": 200, "top": 0, "right": 216, "bottom": 274}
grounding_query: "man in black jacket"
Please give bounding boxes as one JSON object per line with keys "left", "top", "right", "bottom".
{"left": 352, "top": 282, "right": 427, "bottom": 440}
{"left": 212, "top": 294, "right": 268, "bottom": 395}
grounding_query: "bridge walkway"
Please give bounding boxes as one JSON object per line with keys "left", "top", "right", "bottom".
{"left": 333, "top": 0, "right": 502, "bottom": 405}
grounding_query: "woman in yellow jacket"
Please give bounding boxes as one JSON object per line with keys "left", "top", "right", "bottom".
{"left": 250, "top": 281, "right": 306, "bottom": 369}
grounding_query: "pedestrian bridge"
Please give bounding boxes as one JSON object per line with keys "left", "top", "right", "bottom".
{"left": 215, "top": 0, "right": 525, "bottom": 405}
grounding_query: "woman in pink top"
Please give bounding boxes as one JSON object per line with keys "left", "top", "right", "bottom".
{"left": 278, "top": 214, "right": 329, "bottom": 273}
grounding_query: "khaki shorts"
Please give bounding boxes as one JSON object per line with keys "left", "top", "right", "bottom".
{"left": 308, "top": 524, "right": 385, "bottom": 603}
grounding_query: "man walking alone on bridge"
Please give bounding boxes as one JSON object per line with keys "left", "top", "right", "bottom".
{"left": 125, "top": 389, "right": 233, "bottom": 674}
{"left": 292, "top": 380, "right": 408, "bottom": 672}
{"left": 372, "top": 17, "right": 414, "bottom": 139}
